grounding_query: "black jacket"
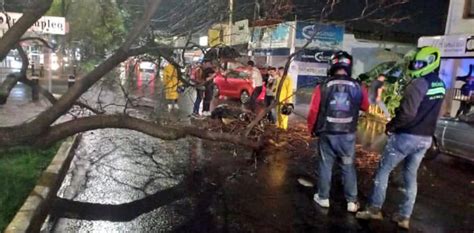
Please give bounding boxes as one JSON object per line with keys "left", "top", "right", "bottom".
{"left": 386, "top": 72, "right": 445, "bottom": 136}
{"left": 316, "top": 75, "right": 363, "bottom": 135}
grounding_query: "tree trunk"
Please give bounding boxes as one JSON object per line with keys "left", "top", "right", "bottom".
{"left": 27, "top": 115, "right": 262, "bottom": 149}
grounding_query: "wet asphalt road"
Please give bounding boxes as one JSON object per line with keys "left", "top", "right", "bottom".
{"left": 37, "top": 83, "right": 474, "bottom": 233}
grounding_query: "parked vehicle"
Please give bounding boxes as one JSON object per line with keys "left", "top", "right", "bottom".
{"left": 426, "top": 111, "right": 474, "bottom": 162}
{"left": 137, "top": 61, "right": 156, "bottom": 81}
{"left": 213, "top": 66, "right": 265, "bottom": 104}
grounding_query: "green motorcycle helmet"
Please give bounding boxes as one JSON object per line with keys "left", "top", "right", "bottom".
{"left": 408, "top": 46, "right": 441, "bottom": 78}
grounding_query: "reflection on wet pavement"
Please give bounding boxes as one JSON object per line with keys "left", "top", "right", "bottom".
{"left": 43, "top": 129, "right": 193, "bottom": 232}
{"left": 357, "top": 118, "right": 387, "bottom": 153}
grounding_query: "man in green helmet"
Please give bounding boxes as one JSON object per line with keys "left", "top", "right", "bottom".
{"left": 356, "top": 46, "right": 446, "bottom": 230}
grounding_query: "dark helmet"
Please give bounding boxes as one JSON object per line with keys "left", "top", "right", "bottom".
{"left": 280, "top": 103, "right": 294, "bottom": 116}
{"left": 328, "top": 51, "right": 353, "bottom": 77}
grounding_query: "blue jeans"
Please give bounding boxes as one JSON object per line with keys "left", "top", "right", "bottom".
{"left": 193, "top": 89, "right": 204, "bottom": 114}
{"left": 368, "top": 133, "right": 432, "bottom": 218}
{"left": 317, "top": 133, "right": 358, "bottom": 202}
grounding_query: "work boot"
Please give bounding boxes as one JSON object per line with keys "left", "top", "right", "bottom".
{"left": 355, "top": 207, "right": 384, "bottom": 220}
{"left": 313, "top": 194, "right": 330, "bottom": 208}
{"left": 392, "top": 213, "right": 410, "bottom": 230}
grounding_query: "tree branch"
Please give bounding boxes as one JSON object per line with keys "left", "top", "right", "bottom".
{"left": 25, "top": 0, "right": 164, "bottom": 133}
{"left": 0, "top": 44, "right": 29, "bottom": 104}
{"left": 0, "top": 0, "right": 54, "bottom": 61}
{"left": 0, "top": 73, "right": 23, "bottom": 104}
{"left": 243, "top": 0, "right": 411, "bottom": 136}
{"left": 34, "top": 115, "right": 263, "bottom": 149}
{"left": 18, "top": 37, "right": 55, "bottom": 49}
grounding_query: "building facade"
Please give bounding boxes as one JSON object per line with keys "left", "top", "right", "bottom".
{"left": 445, "top": 0, "right": 474, "bottom": 34}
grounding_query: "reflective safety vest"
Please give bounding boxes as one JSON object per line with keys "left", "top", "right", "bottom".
{"left": 315, "top": 75, "right": 363, "bottom": 134}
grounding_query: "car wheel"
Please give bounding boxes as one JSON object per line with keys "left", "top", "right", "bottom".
{"left": 240, "top": 90, "right": 250, "bottom": 104}
{"left": 213, "top": 84, "right": 220, "bottom": 98}
{"left": 424, "top": 139, "right": 440, "bottom": 160}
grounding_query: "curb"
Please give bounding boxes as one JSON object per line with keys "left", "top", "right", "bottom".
{"left": 4, "top": 135, "right": 81, "bottom": 233}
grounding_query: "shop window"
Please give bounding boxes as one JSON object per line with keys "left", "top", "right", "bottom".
{"left": 464, "top": 0, "right": 474, "bottom": 18}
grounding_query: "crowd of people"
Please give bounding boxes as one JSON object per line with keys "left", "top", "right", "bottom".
{"left": 161, "top": 46, "right": 449, "bottom": 230}
{"left": 307, "top": 47, "right": 446, "bottom": 230}
{"left": 165, "top": 58, "right": 294, "bottom": 130}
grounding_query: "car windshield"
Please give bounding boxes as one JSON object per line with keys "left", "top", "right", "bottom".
{"left": 226, "top": 69, "right": 250, "bottom": 79}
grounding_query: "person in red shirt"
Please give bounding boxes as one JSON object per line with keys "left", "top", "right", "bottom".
{"left": 307, "top": 51, "right": 369, "bottom": 213}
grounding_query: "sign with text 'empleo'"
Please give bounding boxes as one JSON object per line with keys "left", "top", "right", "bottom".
{"left": 0, "top": 12, "right": 66, "bottom": 35}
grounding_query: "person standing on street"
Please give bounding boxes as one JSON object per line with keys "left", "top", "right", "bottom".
{"left": 201, "top": 67, "right": 216, "bottom": 117}
{"left": 369, "top": 74, "right": 391, "bottom": 120}
{"left": 356, "top": 46, "right": 446, "bottom": 230}
{"left": 307, "top": 51, "right": 369, "bottom": 213}
{"left": 163, "top": 62, "right": 181, "bottom": 111}
{"left": 191, "top": 62, "right": 205, "bottom": 118}
{"left": 276, "top": 67, "right": 293, "bottom": 130}
{"left": 265, "top": 67, "right": 278, "bottom": 123}
{"left": 247, "top": 61, "right": 263, "bottom": 111}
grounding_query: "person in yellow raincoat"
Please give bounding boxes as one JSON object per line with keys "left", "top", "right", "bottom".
{"left": 163, "top": 63, "right": 181, "bottom": 111}
{"left": 276, "top": 67, "right": 293, "bottom": 130}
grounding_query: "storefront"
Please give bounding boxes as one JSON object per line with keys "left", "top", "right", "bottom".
{"left": 419, "top": 34, "right": 474, "bottom": 116}
{"left": 247, "top": 21, "right": 344, "bottom": 91}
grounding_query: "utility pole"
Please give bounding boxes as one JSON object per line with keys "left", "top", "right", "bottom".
{"left": 43, "top": 35, "right": 52, "bottom": 93}
{"left": 229, "top": 0, "right": 233, "bottom": 45}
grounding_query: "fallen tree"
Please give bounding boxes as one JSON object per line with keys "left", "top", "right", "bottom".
{"left": 0, "top": 0, "right": 411, "bottom": 150}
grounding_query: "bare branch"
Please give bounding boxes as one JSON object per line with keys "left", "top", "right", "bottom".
{"left": 34, "top": 115, "right": 263, "bottom": 149}
{"left": 18, "top": 37, "right": 55, "bottom": 49}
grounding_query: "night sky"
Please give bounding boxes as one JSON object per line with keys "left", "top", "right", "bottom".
{"left": 238, "top": 0, "right": 450, "bottom": 43}
{"left": 294, "top": 0, "right": 450, "bottom": 43}
{"left": 5, "top": 0, "right": 450, "bottom": 44}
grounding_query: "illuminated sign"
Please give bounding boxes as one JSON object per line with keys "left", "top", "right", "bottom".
{"left": 0, "top": 12, "right": 66, "bottom": 35}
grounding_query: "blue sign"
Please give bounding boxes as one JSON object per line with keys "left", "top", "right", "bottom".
{"left": 295, "top": 22, "right": 344, "bottom": 49}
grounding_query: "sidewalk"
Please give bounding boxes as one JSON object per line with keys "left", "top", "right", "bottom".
{"left": 0, "top": 84, "right": 52, "bottom": 127}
